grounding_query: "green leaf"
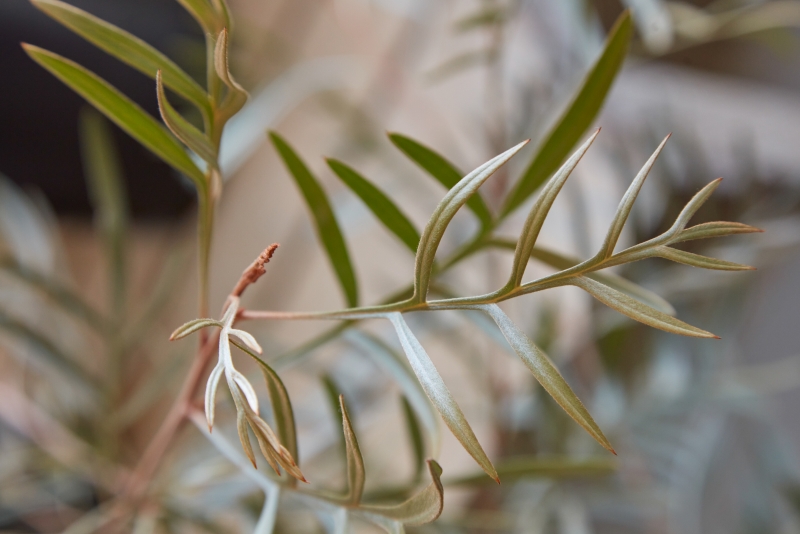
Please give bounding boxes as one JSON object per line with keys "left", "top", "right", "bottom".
{"left": 479, "top": 304, "right": 615, "bottom": 454}
{"left": 444, "top": 456, "right": 615, "bottom": 487}
{"left": 507, "top": 131, "right": 599, "bottom": 288}
{"left": 31, "top": 0, "right": 210, "bottom": 116}
{"left": 23, "top": 45, "right": 206, "bottom": 187}
{"left": 169, "top": 318, "right": 223, "bottom": 340}
{"left": 388, "top": 313, "right": 497, "bottom": 481}
{"left": 675, "top": 221, "right": 763, "bottom": 243}
{"left": 400, "top": 396, "right": 425, "bottom": 481}
{"left": 356, "top": 460, "right": 444, "bottom": 527}
{"left": 327, "top": 159, "right": 420, "bottom": 253}
{"left": 79, "top": 108, "right": 128, "bottom": 316}
{"left": 214, "top": 29, "right": 248, "bottom": 122}
{"left": 413, "top": 140, "right": 528, "bottom": 303}
{"left": 388, "top": 133, "right": 493, "bottom": 228}
{"left": 339, "top": 396, "right": 366, "bottom": 505}
{"left": 655, "top": 247, "right": 755, "bottom": 271}
{"left": 174, "top": 0, "right": 223, "bottom": 34}
{"left": 501, "top": 11, "right": 632, "bottom": 217}
{"left": 156, "top": 71, "right": 217, "bottom": 164}
{"left": 571, "top": 276, "right": 718, "bottom": 338}
{"left": 269, "top": 132, "right": 358, "bottom": 307}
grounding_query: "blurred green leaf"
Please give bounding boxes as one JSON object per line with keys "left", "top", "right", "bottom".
{"left": 413, "top": 140, "right": 528, "bottom": 303}
{"left": 400, "top": 396, "right": 425, "bottom": 481}
{"left": 571, "top": 276, "right": 717, "bottom": 338}
{"left": 389, "top": 133, "right": 493, "bottom": 228}
{"left": 214, "top": 29, "right": 247, "bottom": 123}
{"left": 656, "top": 247, "right": 755, "bottom": 271}
{"left": 675, "top": 221, "right": 763, "bottom": 243}
{"left": 501, "top": 11, "right": 632, "bottom": 217}
{"left": 479, "top": 304, "right": 614, "bottom": 454}
{"left": 356, "top": 460, "right": 444, "bottom": 527}
{"left": 175, "top": 0, "right": 223, "bottom": 34}
{"left": 455, "top": 6, "right": 507, "bottom": 32}
{"left": 269, "top": 131, "right": 358, "bottom": 307}
{"left": 388, "top": 313, "right": 497, "bottom": 482}
{"left": 23, "top": 45, "right": 207, "bottom": 187}
{"left": 321, "top": 373, "right": 347, "bottom": 465}
{"left": 169, "top": 318, "right": 222, "bottom": 340}
{"left": 507, "top": 131, "right": 598, "bottom": 288}
{"left": 445, "top": 456, "right": 615, "bottom": 486}
{"left": 156, "top": 71, "right": 217, "bottom": 164}
{"left": 339, "top": 396, "right": 366, "bottom": 505}
{"left": 327, "top": 159, "right": 420, "bottom": 253}
{"left": 32, "top": 0, "right": 210, "bottom": 116}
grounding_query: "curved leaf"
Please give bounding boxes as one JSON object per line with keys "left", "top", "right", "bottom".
{"left": 23, "top": 45, "right": 206, "bottom": 187}
{"left": 175, "top": 0, "right": 224, "bottom": 34}
{"left": 501, "top": 11, "right": 632, "bottom": 217}
{"left": 269, "top": 132, "right": 358, "bottom": 307}
{"left": 156, "top": 71, "right": 217, "bottom": 164}
{"left": 169, "top": 318, "right": 223, "bottom": 340}
{"left": 214, "top": 29, "right": 248, "bottom": 122}
{"left": 339, "top": 396, "right": 365, "bottom": 505}
{"left": 357, "top": 460, "right": 444, "bottom": 527}
{"left": 389, "top": 133, "right": 492, "bottom": 228}
{"left": 327, "top": 159, "right": 420, "bottom": 253}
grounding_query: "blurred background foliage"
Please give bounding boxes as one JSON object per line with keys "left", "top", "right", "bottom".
{"left": 1, "top": 0, "right": 800, "bottom": 532}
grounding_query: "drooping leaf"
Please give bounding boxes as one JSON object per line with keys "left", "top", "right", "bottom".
{"left": 400, "top": 396, "right": 425, "bottom": 480}
{"left": 507, "top": 131, "right": 599, "bottom": 288}
{"left": 269, "top": 132, "right": 358, "bottom": 307}
{"left": 23, "top": 45, "right": 206, "bottom": 187}
{"left": 356, "top": 460, "right": 444, "bottom": 527}
{"left": 445, "top": 456, "right": 615, "bottom": 487}
{"left": 339, "top": 396, "right": 366, "bottom": 505}
{"left": 156, "top": 71, "right": 217, "bottom": 164}
{"left": 479, "top": 304, "right": 614, "bottom": 454}
{"left": 571, "top": 276, "right": 718, "bottom": 338}
{"left": 675, "top": 221, "right": 763, "bottom": 243}
{"left": 327, "top": 159, "right": 420, "bottom": 253}
{"left": 655, "top": 247, "right": 755, "bottom": 271}
{"left": 388, "top": 133, "right": 493, "bottom": 228}
{"left": 388, "top": 313, "right": 497, "bottom": 481}
{"left": 169, "top": 318, "right": 223, "bottom": 340}
{"left": 413, "top": 140, "right": 528, "bottom": 303}
{"left": 501, "top": 11, "right": 632, "bottom": 216}
{"left": 31, "top": 0, "right": 210, "bottom": 116}
{"left": 214, "top": 29, "right": 248, "bottom": 122}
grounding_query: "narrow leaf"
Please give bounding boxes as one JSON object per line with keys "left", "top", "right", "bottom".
{"left": 445, "top": 456, "right": 615, "bottom": 487}
{"left": 254, "top": 487, "right": 280, "bottom": 534}
{"left": 169, "top": 318, "right": 223, "bottom": 340}
{"left": 357, "top": 460, "right": 444, "bottom": 526}
{"left": 400, "top": 396, "right": 425, "bottom": 480}
{"left": 388, "top": 313, "right": 497, "bottom": 481}
{"left": 156, "top": 71, "right": 217, "bottom": 164}
{"left": 598, "top": 134, "right": 670, "bottom": 259}
{"left": 508, "top": 131, "right": 599, "bottom": 287}
{"left": 675, "top": 221, "right": 763, "bottom": 243}
{"left": 502, "top": 11, "right": 632, "bottom": 216}
{"left": 32, "top": 0, "right": 210, "bottom": 115}
{"left": 174, "top": 0, "right": 223, "bottom": 34}
{"left": 656, "top": 247, "right": 755, "bottom": 271}
{"left": 269, "top": 132, "right": 358, "bottom": 307}
{"left": 389, "top": 133, "right": 492, "bottom": 227}
{"left": 480, "top": 304, "right": 614, "bottom": 454}
{"left": 327, "top": 159, "right": 420, "bottom": 253}
{"left": 572, "top": 276, "right": 718, "bottom": 338}
{"left": 321, "top": 374, "right": 347, "bottom": 467}
{"left": 339, "top": 396, "right": 366, "bottom": 505}
{"left": 23, "top": 45, "right": 206, "bottom": 187}
{"left": 414, "top": 140, "right": 528, "bottom": 303}
{"left": 214, "top": 29, "right": 247, "bottom": 121}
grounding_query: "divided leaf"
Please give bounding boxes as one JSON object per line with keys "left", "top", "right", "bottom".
{"left": 388, "top": 313, "right": 497, "bottom": 481}
{"left": 501, "top": 11, "right": 632, "bottom": 216}
{"left": 479, "top": 304, "right": 614, "bottom": 454}
{"left": 156, "top": 71, "right": 217, "bottom": 164}
{"left": 23, "top": 45, "right": 207, "bottom": 188}
{"left": 389, "top": 133, "right": 492, "bottom": 228}
{"left": 413, "top": 140, "right": 528, "bottom": 303}
{"left": 269, "top": 132, "right": 359, "bottom": 308}
{"left": 327, "top": 159, "right": 420, "bottom": 253}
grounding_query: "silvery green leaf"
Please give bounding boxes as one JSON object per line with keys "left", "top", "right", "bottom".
{"left": 388, "top": 133, "right": 492, "bottom": 228}
{"left": 339, "top": 396, "right": 366, "bottom": 505}
{"left": 674, "top": 221, "right": 762, "bottom": 243}
{"left": 205, "top": 363, "right": 224, "bottom": 429}
{"left": 228, "top": 328, "right": 263, "bottom": 354}
{"left": 507, "top": 131, "right": 599, "bottom": 288}
{"left": 230, "top": 369, "right": 260, "bottom": 414}
{"left": 23, "top": 45, "right": 207, "bottom": 188}
{"left": 214, "top": 29, "right": 248, "bottom": 122}
{"left": 356, "top": 460, "right": 444, "bottom": 527}
{"left": 327, "top": 158, "right": 420, "bottom": 253}
{"left": 156, "top": 71, "right": 217, "bottom": 164}
{"left": 32, "top": 0, "right": 210, "bottom": 116}
{"left": 655, "top": 247, "right": 755, "bottom": 271}
{"left": 230, "top": 388, "right": 257, "bottom": 467}
{"left": 571, "top": 275, "right": 717, "bottom": 338}
{"left": 479, "top": 304, "right": 614, "bottom": 454}
{"left": 598, "top": 134, "right": 670, "bottom": 259}
{"left": 169, "top": 318, "right": 223, "bottom": 340}
{"left": 269, "top": 132, "right": 359, "bottom": 307}
{"left": 501, "top": 11, "right": 632, "bottom": 216}
{"left": 388, "top": 313, "right": 497, "bottom": 481}
{"left": 444, "top": 456, "right": 615, "bottom": 486}
{"left": 413, "top": 140, "right": 528, "bottom": 303}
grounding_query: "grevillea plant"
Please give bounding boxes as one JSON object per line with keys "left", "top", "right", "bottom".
{"left": 19, "top": 1, "right": 761, "bottom": 531}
